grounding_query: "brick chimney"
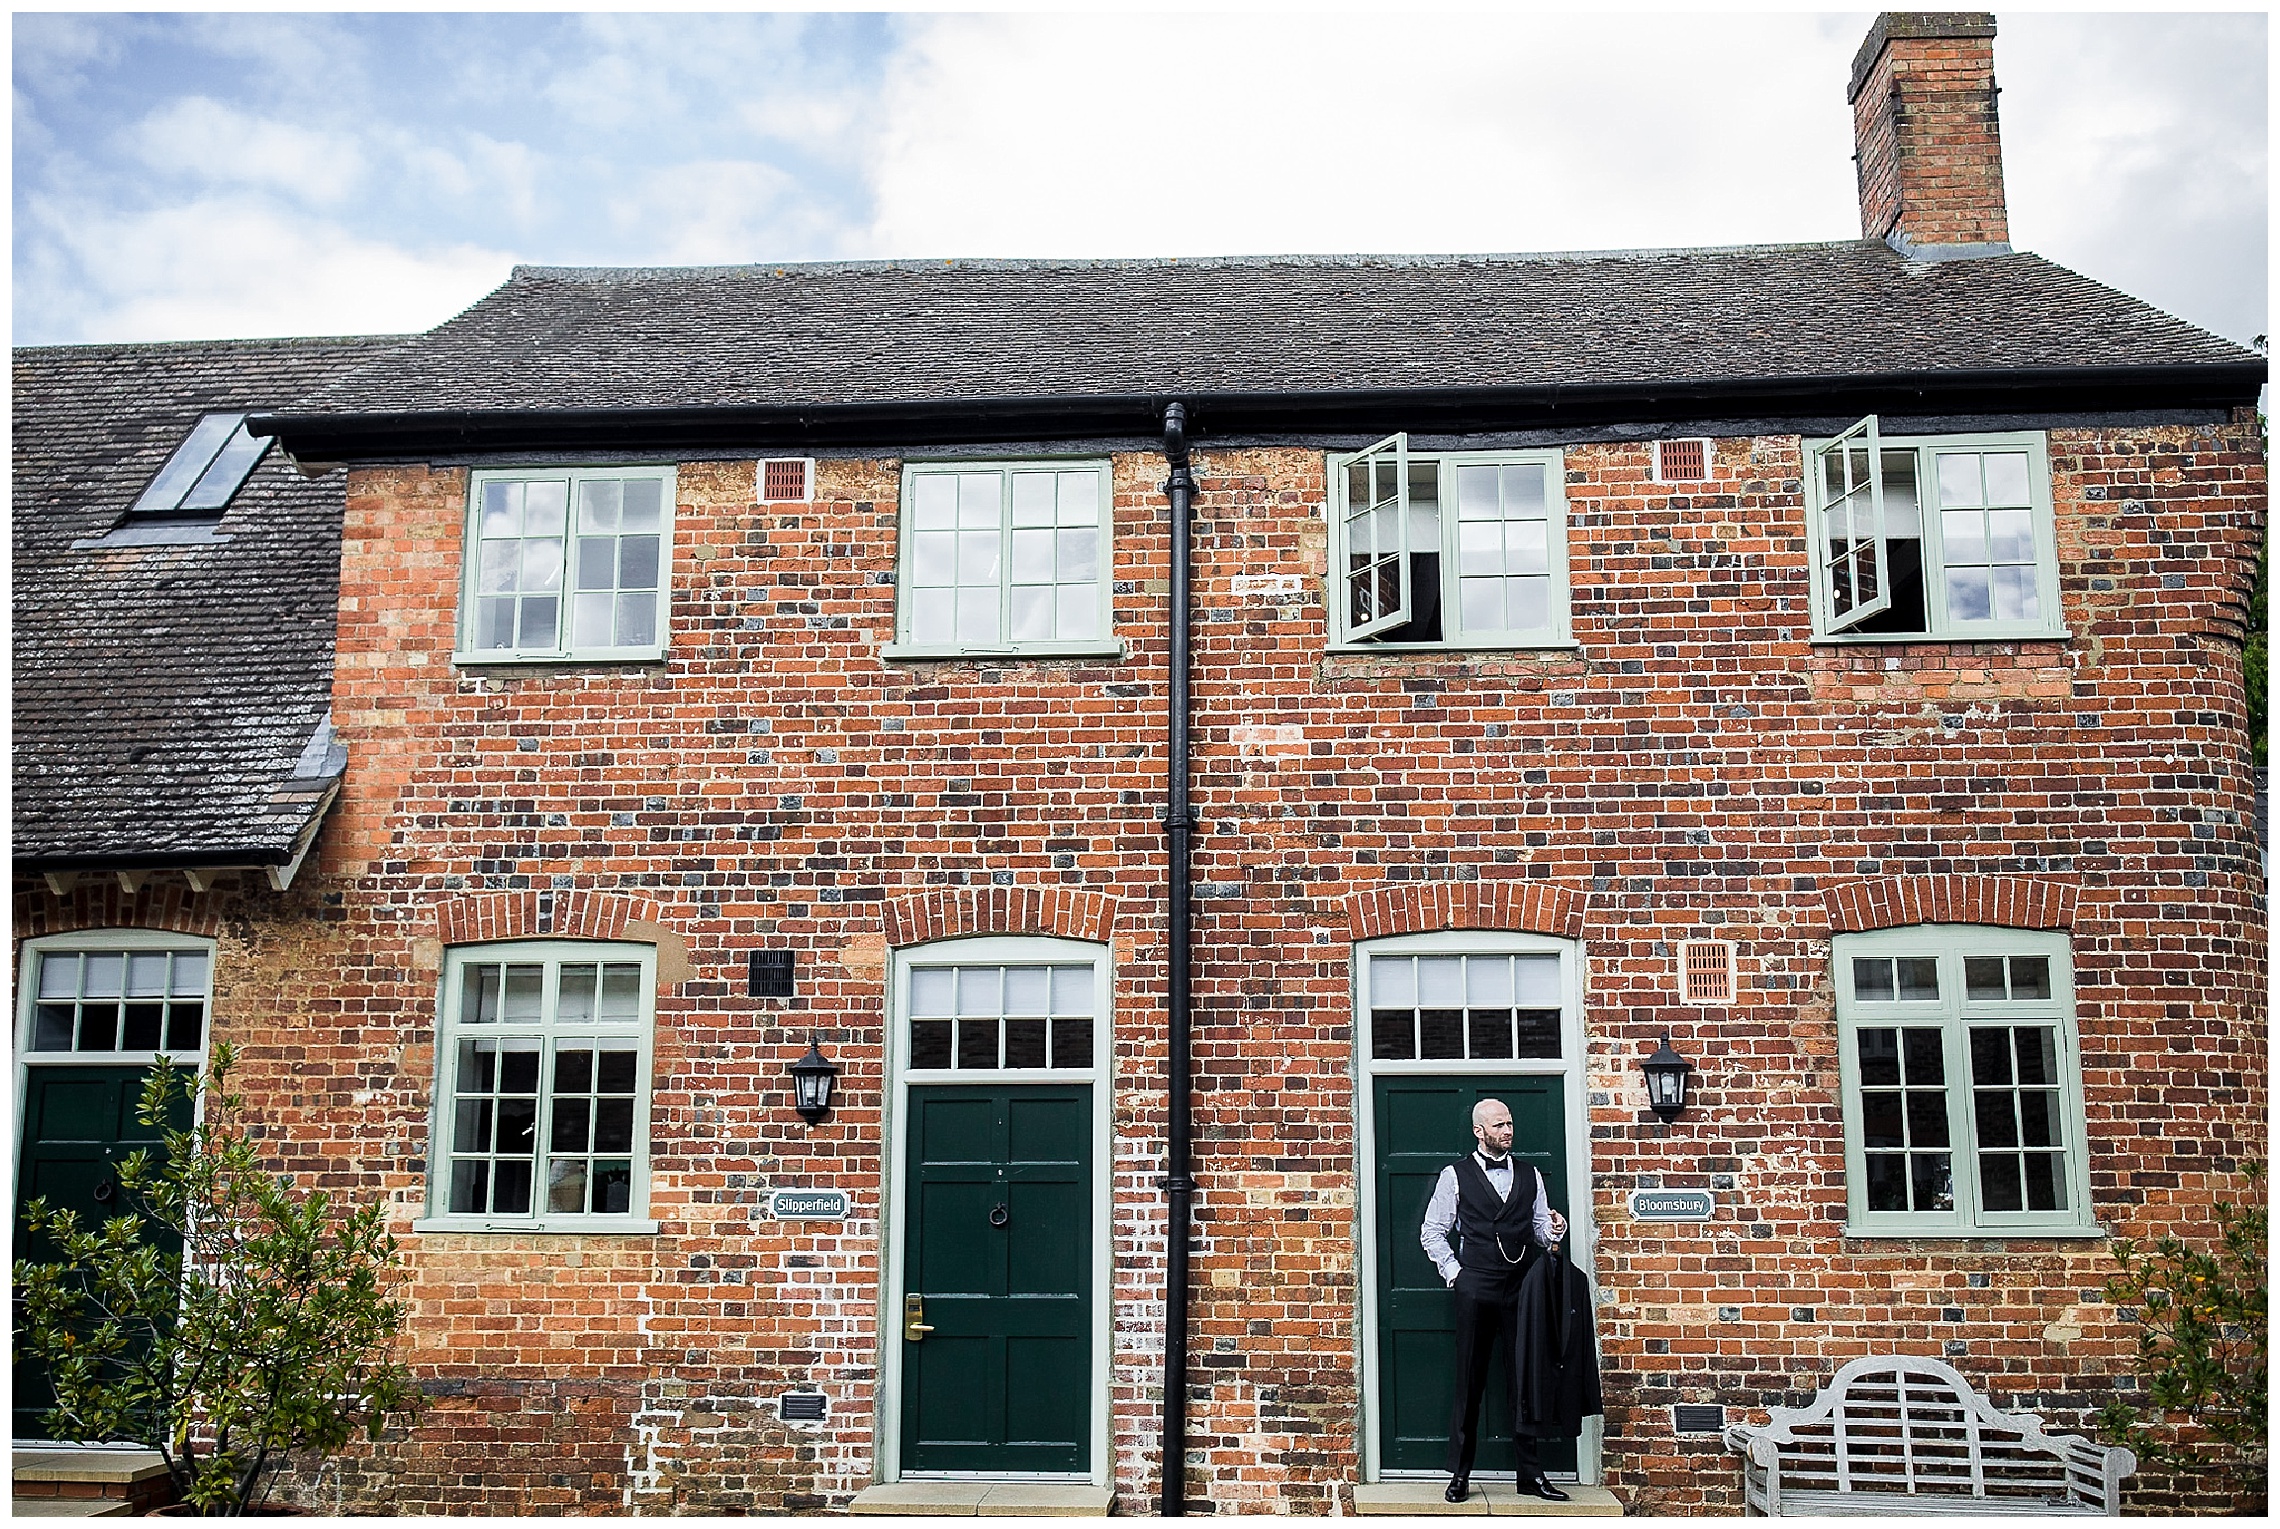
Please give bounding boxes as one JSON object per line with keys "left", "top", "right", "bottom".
{"left": 1849, "top": 12, "right": 2010, "bottom": 254}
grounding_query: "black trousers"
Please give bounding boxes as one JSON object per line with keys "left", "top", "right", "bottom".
{"left": 1445, "top": 1269, "right": 1543, "bottom": 1480}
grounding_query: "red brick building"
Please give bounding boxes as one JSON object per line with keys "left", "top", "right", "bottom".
{"left": 13, "top": 12, "right": 2265, "bottom": 1515}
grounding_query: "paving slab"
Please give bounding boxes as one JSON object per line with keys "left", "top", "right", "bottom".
{"left": 852, "top": 1481, "right": 1112, "bottom": 1517}
{"left": 10, "top": 1500, "right": 135, "bottom": 1517}
{"left": 978, "top": 1483, "right": 1113, "bottom": 1516}
{"left": 1354, "top": 1479, "right": 1622, "bottom": 1517}
{"left": 12, "top": 1450, "right": 170, "bottom": 1486}
{"left": 851, "top": 1481, "right": 993, "bottom": 1515}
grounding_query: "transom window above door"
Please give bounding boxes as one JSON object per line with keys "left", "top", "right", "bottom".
{"left": 890, "top": 461, "right": 1115, "bottom": 658}
{"left": 23, "top": 941, "right": 211, "bottom": 1057}
{"left": 1357, "top": 935, "right": 1577, "bottom": 1067}
{"left": 896, "top": 937, "right": 1108, "bottom": 1077}
{"left": 1327, "top": 436, "right": 1570, "bottom": 649}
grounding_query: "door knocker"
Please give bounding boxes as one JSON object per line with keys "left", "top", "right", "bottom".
{"left": 93, "top": 1180, "right": 117, "bottom": 1205}
{"left": 988, "top": 1203, "right": 1010, "bottom": 1228}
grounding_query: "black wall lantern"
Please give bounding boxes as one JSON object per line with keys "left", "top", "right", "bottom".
{"left": 1642, "top": 1033, "right": 1694, "bottom": 1122}
{"left": 789, "top": 1037, "right": 839, "bottom": 1125}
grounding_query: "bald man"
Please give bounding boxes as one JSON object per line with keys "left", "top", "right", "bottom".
{"left": 1418, "top": 1098, "right": 1570, "bottom": 1503}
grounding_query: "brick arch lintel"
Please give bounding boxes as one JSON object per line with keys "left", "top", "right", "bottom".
{"left": 1823, "top": 875, "right": 2077, "bottom": 935}
{"left": 432, "top": 890, "right": 669, "bottom": 947}
{"left": 883, "top": 887, "right": 1119, "bottom": 949}
{"left": 13, "top": 882, "right": 223, "bottom": 944}
{"left": 1345, "top": 881, "right": 1587, "bottom": 943}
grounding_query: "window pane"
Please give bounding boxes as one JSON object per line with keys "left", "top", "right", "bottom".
{"left": 167, "top": 1003, "right": 204, "bottom": 1051}
{"left": 2023, "top": 1153, "right": 2064, "bottom": 1211}
{"left": 1514, "top": 1009, "right": 1561, "bottom": 1059}
{"left": 1507, "top": 577, "right": 1549, "bottom": 631}
{"left": 548, "top": 1161, "right": 589, "bottom": 1214}
{"left": 493, "top": 1161, "right": 533, "bottom": 1215}
{"left": 1853, "top": 959, "right": 1895, "bottom": 1002}
{"left": 911, "top": 969, "right": 954, "bottom": 1016}
{"left": 1970, "top": 1027, "right": 2013, "bottom": 1086}
{"left": 619, "top": 534, "right": 660, "bottom": 591}
{"left": 615, "top": 590, "right": 657, "bottom": 647}
{"left": 1050, "top": 967, "right": 1091, "bottom": 1017}
{"left": 911, "top": 1019, "right": 953, "bottom": 1068}
{"left": 911, "top": 589, "right": 954, "bottom": 645}
{"left": 595, "top": 1165, "right": 633, "bottom": 1214}
{"left": 1990, "top": 565, "right": 2038, "bottom": 623}
{"left": 84, "top": 955, "right": 123, "bottom": 998}
{"left": 558, "top": 966, "right": 598, "bottom": 1022}
{"left": 1459, "top": 521, "right": 1501, "bottom": 576}
{"left": 1978, "top": 1153, "right": 2023, "bottom": 1212}
{"left": 596, "top": 1050, "right": 636, "bottom": 1093}
{"left": 2014, "top": 1027, "right": 2058, "bottom": 1086}
{"left": 517, "top": 596, "right": 558, "bottom": 648}
{"left": 957, "top": 473, "right": 999, "bottom": 527}
{"left": 450, "top": 1159, "right": 491, "bottom": 1215}
{"left": 38, "top": 954, "right": 80, "bottom": 1000}
{"left": 1986, "top": 508, "right": 2034, "bottom": 564}
{"left": 77, "top": 1004, "right": 119, "bottom": 1051}
{"left": 1418, "top": 957, "right": 1462, "bottom": 1007}
{"left": 1859, "top": 1028, "right": 1900, "bottom": 1086}
{"left": 1057, "top": 471, "right": 1097, "bottom": 524}
{"left": 125, "top": 952, "right": 168, "bottom": 997}
{"left": 1906, "top": 1090, "right": 1951, "bottom": 1148}
{"left": 1003, "top": 966, "right": 1049, "bottom": 1015}
{"left": 912, "top": 531, "right": 956, "bottom": 587}
{"left": 1982, "top": 452, "right": 2030, "bottom": 506}
{"left": 1371, "top": 1011, "right": 1416, "bottom": 1061}
{"left": 957, "top": 530, "right": 999, "bottom": 582}
{"left": 1896, "top": 958, "right": 1939, "bottom": 1001}
{"left": 955, "top": 587, "right": 998, "bottom": 645}
{"left": 1049, "top": 1016, "right": 1092, "bottom": 1068}
{"left": 1901, "top": 1028, "right": 1945, "bottom": 1084}
{"left": 1057, "top": 527, "right": 1098, "bottom": 583}
{"left": 551, "top": 1097, "right": 592, "bottom": 1154}
{"left": 1965, "top": 956, "right": 2006, "bottom": 1000}
{"left": 621, "top": 478, "right": 662, "bottom": 531}
{"left": 1466, "top": 1009, "right": 1513, "bottom": 1058}
{"left": 500, "top": 965, "right": 545, "bottom": 1020}
{"left": 523, "top": 482, "right": 567, "bottom": 535}
{"left": 1055, "top": 584, "right": 1096, "bottom": 639}
{"left": 1464, "top": 956, "right": 1511, "bottom": 1007}
{"left": 455, "top": 1099, "right": 494, "bottom": 1153}
{"left": 1508, "top": 520, "right": 1549, "bottom": 575}
{"left": 1419, "top": 1009, "right": 1464, "bottom": 1059}
{"left": 572, "top": 593, "right": 613, "bottom": 650}
{"left": 1005, "top": 1018, "right": 1048, "bottom": 1068}
{"left": 122, "top": 1004, "right": 163, "bottom": 1050}
{"left": 1861, "top": 1090, "right": 1905, "bottom": 1149}
{"left": 1460, "top": 578, "right": 1502, "bottom": 632}
{"left": 1010, "top": 587, "right": 1052, "bottom": 642}
{"left": 555, "top": 1049, "right": 593, "bottom": 1093}
{"left": 1011, "top": 473, "right": 1056, "bottom": 526}
{"left": 913, "top": 474, "right": 957, "bottom": 529}
{"left": 1973, "top": 1090, "right": 2017, "bottom": 1147}
{"left": 1012, "top": 527, "right": 1054, "bottom": 582}
{"left": 1941, "top": 509, "right": 1988, "bottom": 564}
{"left": 33, "top": 1005, "right": 74, "bottom": 1050}
{"left": 1370, "top": 959, "right": 1416, "bottom": 1015}
{"left": 576, "top": 537, "right": 615, "bottom": 591}
{"left": 1945, "top": 569, "right": 1993, "bottom": 622}
{"left": 957, "top": 1018, "right": 999, "bottom": 1069}
{"left": 2017, "top": 1090, "right": 2061, "bottom": 1148}
{"left": 1865, "top": 1153, "right": 1909, "bottom": 1212}
{"left": 2009, "top": 956, "right": 2051, "bottom": 1000}
{"left": 497, "top": 1099, "right": 537, "bottom": 1158}
{"left": 1912, "top": 1154, "right": 1954, "bottom": 1211}
{"left": 1513, "top": 957, "right": 1558, "bottom": 1006}
{"left": 592, "top": 1097, "right": 635, "bottom": 1153}
{"left": 1936, "top": 454, "right": 1983, "bottom": 508}
{"left": 957, "top": 968, "right": 1000, "bottom": 1016}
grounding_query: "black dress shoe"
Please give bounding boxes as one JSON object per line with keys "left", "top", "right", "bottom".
{"left": 1444, "top": 1476, "right": 1470, "bottom": 1503}
{"left": 1519, "top": 1476, "right": 1570, "bottom": 1502}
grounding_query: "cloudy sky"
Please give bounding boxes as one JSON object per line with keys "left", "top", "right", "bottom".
{"left": 11, "top": 9, "right": 2267, "bottom": 350}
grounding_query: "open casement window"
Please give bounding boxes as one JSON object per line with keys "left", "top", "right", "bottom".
{"left": 1342, "top": 433, "right": 1411, "bottom": 640}
{"left": 1834, "top": 927, "right": 2095, "bottom": 1237}
{"left": 1813, "top": 415, "right": 1893, "bottom": 634}
{"left": 423, "top": 941, "right": 657, "bottom": 1231}
{"left": 460, "top": 468, "right": 675, "bottom": 662}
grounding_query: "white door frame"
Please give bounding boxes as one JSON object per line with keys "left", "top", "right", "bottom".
{"left": 877, "top": 935, "right": 1114, "bottom": 1486}
{"left": 1350, "top": 930, "right": 1601, "bottom": 1484}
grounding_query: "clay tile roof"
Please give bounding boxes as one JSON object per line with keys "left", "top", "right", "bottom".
{"left": 291, "top": 241, "right": 2254, "bottom": 417}
{"left": 12, "top": 335, "right": 404, "bottom": 866}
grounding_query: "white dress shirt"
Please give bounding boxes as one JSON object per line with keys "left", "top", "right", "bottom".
{"left": 1419, "top": 1152, "right": 1557, "bottom": 1287}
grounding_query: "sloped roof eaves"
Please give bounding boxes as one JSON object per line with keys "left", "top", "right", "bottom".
{"left": 258, "top": 243, "right": 2260, "bottom": 439}
{"left": 11, "top": 334, "right": 403, "bottom": 864}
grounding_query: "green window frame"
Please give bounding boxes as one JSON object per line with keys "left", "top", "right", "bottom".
{"left": 1834, "top": 926, "right": 2096, "bottom": 1237}
{"left": 16, "top": 930, "right": 217, "bottom": 1064}
{"left": 1805, "top": 423, "right": 2063, "bottom": 641}
{"left": 457, "top": 467, "right": 676, "bottom": 663}
{"left": 887, "top": 460, "right": 1117, "bottom": 659}
{"left": 420, "top": 941, "right": 658, "bottom": 1234}
{"left": 1325, "top": 437, "right": 1571, "bottom": 649}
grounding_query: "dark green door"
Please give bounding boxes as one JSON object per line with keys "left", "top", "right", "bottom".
{"left": 1375, "top": 1074, "right": 1577, "bottom": 1475}
{"left": 13, "top": 1066, "right": 185, "bottom": 1439}
{"left": 901, "top": 1086, "right": 1090, "bottom": 1473}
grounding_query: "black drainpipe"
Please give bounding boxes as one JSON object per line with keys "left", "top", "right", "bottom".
{"left": 1158, "top": 401, "right": 1197, "bottom": 1517}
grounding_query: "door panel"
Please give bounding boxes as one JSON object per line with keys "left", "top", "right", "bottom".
{"left": 902, "top": 1085, "right": 1089, "bottom": 1473}
{"left": 13, "top": 1066, "right": 187, "bottom": 1440}
{"left": 1374, "top": 1074, "right": 1577, "bottom": 1475}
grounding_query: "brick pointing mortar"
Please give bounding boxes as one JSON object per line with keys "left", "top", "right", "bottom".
{"left": 16, "top": 420, "right": 2263, "bottom": 1514}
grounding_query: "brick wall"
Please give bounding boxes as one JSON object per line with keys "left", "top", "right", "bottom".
{"left": 16, "top": 413, "right": 2262, "bottom": 1514}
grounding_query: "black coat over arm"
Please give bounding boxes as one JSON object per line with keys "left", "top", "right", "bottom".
{"left": 1514, "top": 1243, "right": 1603, "bottom": 1439}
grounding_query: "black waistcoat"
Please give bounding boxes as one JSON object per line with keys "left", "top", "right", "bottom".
{"left": 1451, "top": 1154, "right": 1538, "bottom": 1276}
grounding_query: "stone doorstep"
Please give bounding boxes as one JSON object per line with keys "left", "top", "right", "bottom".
{"left": 850, "top": 1481, "right": 1114, "bottom": 1517}
{"left": 12, "top": 1500, "right": 137, "bottom": 1517}
{"left": 12, "top": 1449, "right": 172, "bottom": 1488}
{"left": 1353, "top": 1480, "right": 1624, "bottom": 1517}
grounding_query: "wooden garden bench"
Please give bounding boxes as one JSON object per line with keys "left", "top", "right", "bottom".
{"left": 1722, "top": 1355, "right": 2136, "bottom": 1515}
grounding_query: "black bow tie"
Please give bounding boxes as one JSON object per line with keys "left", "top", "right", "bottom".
{"left": 1478, "top": 1153, "right": 1511, "bottom": 1172}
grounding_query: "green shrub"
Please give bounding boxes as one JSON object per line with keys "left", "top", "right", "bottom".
{"left": 12, "top": 1045, "right": 422, "bottom": 1515}
{"left": 2096, "top": 1161, "right": 2268, "bottom": 1514}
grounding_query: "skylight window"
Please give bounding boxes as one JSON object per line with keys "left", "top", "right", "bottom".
{"left": 130, "top": 413, "right": 270, "bottom": 517}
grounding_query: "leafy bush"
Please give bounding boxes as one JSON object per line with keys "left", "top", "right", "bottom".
{"left": 2096, "top": 1161, "right": 2268, "bottom": 1514}
{"left": 12, "top": 1045, "right": 422, "bottom": 1515}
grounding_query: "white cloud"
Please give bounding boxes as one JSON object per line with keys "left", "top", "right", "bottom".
{"left": 20, "top": 192, "right": 512, "bottom": 342}
{"left": 130, "top": 97, "right": 368, "bottom": 205}
{"left": 864, "top": 14, "right": 1863, "bottom": 260}
{"left": 606, "top": 160, "right": 853, "bottom": 266}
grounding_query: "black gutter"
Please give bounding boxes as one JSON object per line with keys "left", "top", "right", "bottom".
{"left": 15, "top": 847, "right": 299, "bottom": 872}
{"left": 1158, "top": 402, "right": 1197, "bottom": 1518}
{"left": 246, "top": 362, "right": 2266, "bottom": 459}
